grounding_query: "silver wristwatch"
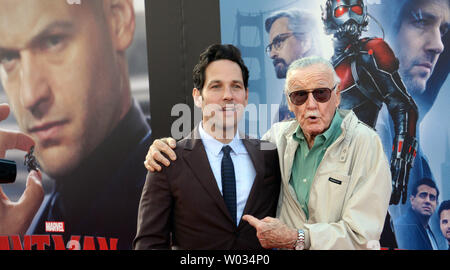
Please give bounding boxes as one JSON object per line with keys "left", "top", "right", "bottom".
{"left": 294, "top": 229, "right": 305, "bottom": 250}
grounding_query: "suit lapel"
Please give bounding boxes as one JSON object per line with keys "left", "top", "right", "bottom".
{"left": 182, "top": 127, "right": 234, "bottom": 223}
{"left": 238, "top": 138, "right": 264, "bottom": 229}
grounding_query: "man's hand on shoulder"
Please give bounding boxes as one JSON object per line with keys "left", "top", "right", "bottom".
{"left": 144, "top": 137, "right": 177, "bottom": 172}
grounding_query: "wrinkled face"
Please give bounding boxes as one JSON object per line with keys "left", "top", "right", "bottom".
{"left": 393, "top": 0, "right": 449, "bottom": 96}
{"left": 193, "top": 59, "right": 248, "bottom": 139}
{"left": 268, "top": 17, "right": 310, "bottom": 79}
{"left": 440, "top": 209, "right": 450, "bottom": 242}
{"left": 0, "top": 0, "right": 129, "bottom": 178}
{"left": 286, "top": 63, "right": 341, "bottom": 138}
{"left": 411, "top": 184, "right": 438, "bottom": 217}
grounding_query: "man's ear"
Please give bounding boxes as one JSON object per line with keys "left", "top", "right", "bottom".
{"left": 193, "top": 88, "right": 203, "bottom": 108}
{"left": 300, "top": 36, "right": 312, "bottom": 55}
{"left": 334, "top": 83, "right": 341, "bottom": 108}
{"left": 107, "top": 0, "right": 135, "bottom": 52}
{"left": 410, "top": 195, "right": 415, "bottom": 205}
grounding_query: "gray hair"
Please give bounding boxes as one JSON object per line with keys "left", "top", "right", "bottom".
{"left": 265, "top": 9, "right": 323, "bottom": 57}
{"left": 265, "top": 9, "right": 319, "bottom": 34}
{"left": 284, "top": 56, "right": 341, "bottom": 93}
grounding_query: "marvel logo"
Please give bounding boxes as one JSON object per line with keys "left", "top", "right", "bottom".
{"left": 45, "top": 222, "right": 65, "bottom": 233}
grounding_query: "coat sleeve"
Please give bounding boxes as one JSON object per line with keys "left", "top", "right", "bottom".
{"left": 261, "top": 126, "right": 274, "bottom": 142}
{"left": 304, "top": 128, "right": 392, "bottom": 250}
{"left": 133, "top": 170, "right": 173, "bottom": 250}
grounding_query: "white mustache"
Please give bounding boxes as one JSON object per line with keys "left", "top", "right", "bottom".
{"left": 305, "top": 111, "right": 320, "bottom": 118}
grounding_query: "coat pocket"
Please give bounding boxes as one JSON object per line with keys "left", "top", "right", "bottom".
{"left": 324, "top": 173, "right": 350, "bottom": 221}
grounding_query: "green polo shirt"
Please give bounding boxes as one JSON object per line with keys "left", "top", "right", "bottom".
{"left": 289, "top": 111, "right": 343, "bottom": 220}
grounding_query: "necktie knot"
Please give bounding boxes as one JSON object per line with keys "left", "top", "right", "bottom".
{"left": 222, "top": 145, "right": 232, "bottom": 156}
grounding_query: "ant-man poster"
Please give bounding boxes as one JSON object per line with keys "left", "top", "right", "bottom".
{"left": 220, "top": 0, "right": 449, "bottom": 250}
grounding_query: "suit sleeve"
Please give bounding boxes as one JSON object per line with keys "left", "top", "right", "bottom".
{"left": 133, "top": 170, "right": 173, "bottom": 250}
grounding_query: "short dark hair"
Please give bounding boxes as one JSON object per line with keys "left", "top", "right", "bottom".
{"left": 438, "top": 200, "right": 450, "bottom": 219}
{"left": 192, "top": 44, "right": 249, "bottom": 90}
{"left": 411, "top": 178, "right": 440, "bottom": 199}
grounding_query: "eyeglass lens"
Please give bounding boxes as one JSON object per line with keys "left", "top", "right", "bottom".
{"left": 289, "top": 88, "right": 332, "bottom": 105}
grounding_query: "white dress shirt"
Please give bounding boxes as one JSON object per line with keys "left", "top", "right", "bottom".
{"left": 198, "top": 122, "right": 256, "bottom": 226}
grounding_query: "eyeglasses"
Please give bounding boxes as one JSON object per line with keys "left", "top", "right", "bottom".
{"left": 288, "top": 85, "right": 337, "bottom": 106}
{"left": 265, "top": 32, "right": 303, "bottom": 56}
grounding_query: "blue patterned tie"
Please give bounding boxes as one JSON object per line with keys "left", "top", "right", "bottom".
{"left": 221, "top": 145, "right": 237, "bottom": 225}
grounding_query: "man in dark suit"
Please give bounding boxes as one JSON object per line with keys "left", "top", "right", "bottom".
{"left": 394, "top": 178, "right": 440, "bottom": 250}
{"left": 133, "top": 44, "right": 281, "bottom": 250}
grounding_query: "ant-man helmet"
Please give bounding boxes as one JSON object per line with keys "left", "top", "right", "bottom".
{"left": 322, "top": 0, "right": 369, "bottom": 39}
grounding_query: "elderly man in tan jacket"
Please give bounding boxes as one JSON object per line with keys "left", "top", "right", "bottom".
{"left": 144, "top": 56, "right": 391, "bottom": 250}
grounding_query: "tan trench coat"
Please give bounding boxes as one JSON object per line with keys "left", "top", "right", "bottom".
{"left": 262, "top": 109, "right": 391, "bottom": 250}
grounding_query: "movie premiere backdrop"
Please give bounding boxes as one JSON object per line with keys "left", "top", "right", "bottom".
{"left": 219, "top": 0, "right": 449, "bottom": 250}
{"left": 0, "top": 0, "right": 448, "bottom": 251}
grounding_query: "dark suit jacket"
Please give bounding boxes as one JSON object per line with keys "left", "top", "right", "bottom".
{"left": 393, "top": 208, "right": 437, "bottom": 250}
{"left": 133, "top": 127, "right": 281, "bottom": 250}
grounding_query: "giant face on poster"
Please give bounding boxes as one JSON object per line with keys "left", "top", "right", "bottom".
{"left": 0, "top": 0, "right": 151, "bottom": 250}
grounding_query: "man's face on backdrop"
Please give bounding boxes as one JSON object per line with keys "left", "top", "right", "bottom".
{"left": 0, "top": 0, "right": 133, "bottom": 178}
{"left": 268, "top": 17, "right": 310, "bottom": 79}
{"left": 410, "top": 184, "right": 438, "bottom": 217}
{"left": 393, "top": 0, "right": 449, "bottom": 97}
{"left": 440, "top": 209, "right": 450, "bottom": 243}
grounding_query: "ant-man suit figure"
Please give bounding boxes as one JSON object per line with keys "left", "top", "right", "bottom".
{"left": 322, "top": 0, "right": 418, "bottom": 204}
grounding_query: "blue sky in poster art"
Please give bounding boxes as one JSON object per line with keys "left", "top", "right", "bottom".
{"left": 219, "top": 0, "right": 333, "bottom": 137}
{"left": 220, "top": 0, "right": 330, "bottom": 100}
